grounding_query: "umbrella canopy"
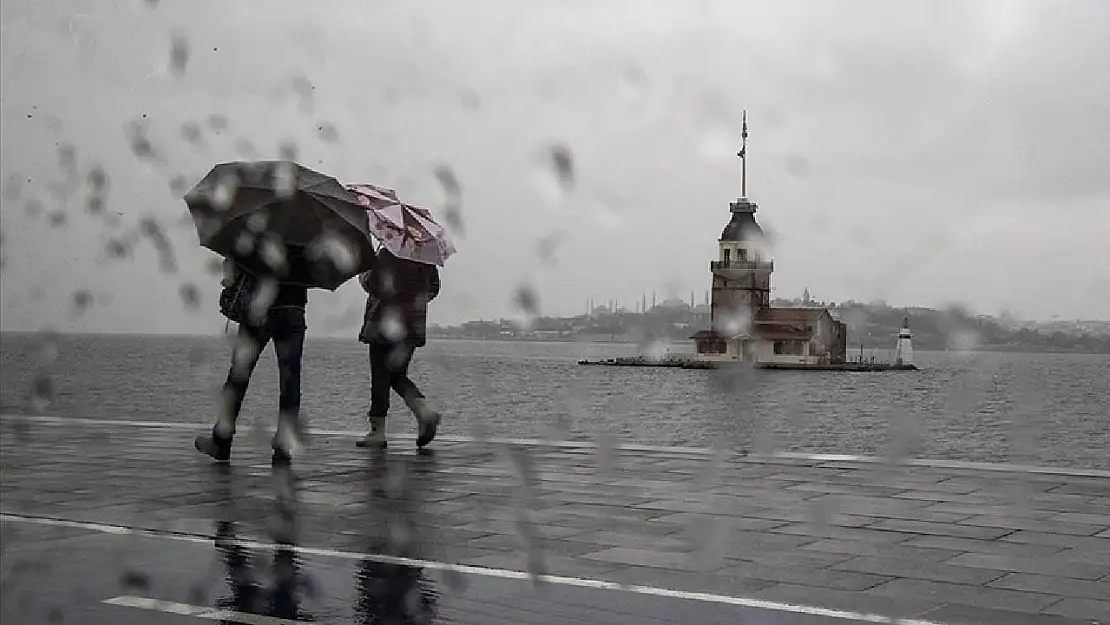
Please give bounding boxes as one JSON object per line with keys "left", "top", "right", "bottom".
{"left": 185, "top": 161, "right": 376, "bottom": 290}
{"left": 345, "top": 183, "right": 456, "bottom": 267}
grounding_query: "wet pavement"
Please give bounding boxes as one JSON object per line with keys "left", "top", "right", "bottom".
{"left": 2, "top": 415, "right": 1109, "bottom": 624}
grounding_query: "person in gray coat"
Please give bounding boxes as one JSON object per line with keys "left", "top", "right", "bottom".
{"left": 356, "top": 247, "right": 442, "bottom": 448}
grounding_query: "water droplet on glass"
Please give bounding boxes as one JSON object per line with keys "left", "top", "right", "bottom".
{"left": 27, "top": 332, "right": 59, "bottom": 415}
{"left": 125, "top": 121, "right": 156, "bottom": 160}
{"left": 206, "top": 114, "right": 228, "bottom": 132}
{"left": 290, "top": 76, "right": 314, "bottom": 114}
{"left": 511, "top": 283, "right": 541, "bottom": 330}
{"left": 233, "top": 139, "right": 255, "bottom": 158}
{"left": 179, "top": 283, "right": 201, "bottom": 310}
{"left": 536, "top": 232, "right": 562, "bottom": 266}
{"left": 316, "top": 123, "right": 338, "bottom": 142}
{"left": 105, "top": 238, "right": 130, "bottom": 259}
{"left": 212, "top": 172, "right": 239, "bottom": 210}
{"left": 248, "top": 278, "right": 278, "bottom": 325}
{"left": 380, "top": 307, "right": 407, "bottom": 343}
{"left": 274, "top": 160, "right": 296, "bottom": 199}
{"left": 46, "top": 211, "right": 67, "bottom": 227}
{"left": 784, "top": 154, "right": 811, "bottom": 178}
{"left": 205, "top": 256, "right": 224, "bottom": 276}
{"left": 168, "top": 174, "right": 188, "bottom": 195}
{"left": 72, "top": 290, "right": 94, "bottom": 313}
{"left": 278, "top": 140, "right": 298, "bottom": 162}
{"left": 549, "top": 145, "right": 574, "bottom": 190}
{"left": 309, "top": 231, "right": 357, "bottom": 273}
{"left": 119, "top": 570, "right": 151, "bottom": 592}
{"left": 86, "top": 196, "right": 105, "bottom": 215}
{"left": 139, "top": 217, "right": 177, "bottom": 273}
{"left": 169, "top": 32, "right": 189, "bottom": 77}
{"left": 181, "top": 122, "right": 203, "bottom": 145}
{"left": 25, "top": 198, "right": 44, "bottom": 217}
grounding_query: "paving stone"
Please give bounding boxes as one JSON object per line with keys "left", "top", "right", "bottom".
{"left": 988, "top": 572, "right": 1110, "bottom": 600}
{"left": 562, "top": 530, "right": 691, "bottom": 552}
{"left": 651, "top": 512, "right": 787, "bottom": 532}
{"left": 921, "top": 502, "right": 1059, "bottom": 520}
{"left": 1046, "top": 511, "right": 1110, "bottom": 526}
{"left": 799, "top": 538, "right": 964, "bottom": 562}
{"left": 582, "top": 547, "right": 714, "bottom": 572}
{"left": 1001, "top": 530, "right": 1110, "bottom": 552}
{"left": 865, "top": 578, "right": 1061, "bottom": 613}
{"left": 942, "top": 552, "right": 1110, "bottom": 580}
{"left": 866, "top": 517, "right": 1014, "bottom": 540}
{"left": 1041, "top": 597, "right": 1110, "bottom": 620}
{"left": 902, "top": 534, "right": 1067, "bottom": 557}
{"left": 745, "top": 549, "right": 855, "bottom": 569}
{"left": 769, "top": 522, "right": 914, "bottom": 544}
{"left": 839, "top": 552, "right": 1010, "bottom": 583}
{"left": 957, "top": 514, "right": 1108, "bottom": 536}
{"left": 919, "top": 602, "right": 1095, "bottom": 625}
{"left": 722, "top": 560, "right": 893, "bottom": 591}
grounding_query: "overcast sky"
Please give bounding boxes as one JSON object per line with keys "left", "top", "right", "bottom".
{"left": 2, "top": 0, "right": 1108, "bottom": 335}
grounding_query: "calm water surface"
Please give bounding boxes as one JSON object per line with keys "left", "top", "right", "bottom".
{"left": 1, "top": 333, "right": 1107, "bottom": 469}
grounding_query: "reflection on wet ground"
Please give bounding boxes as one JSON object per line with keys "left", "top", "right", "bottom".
{"left": 1, "top": 417, "right": 1107, "bottom": 624}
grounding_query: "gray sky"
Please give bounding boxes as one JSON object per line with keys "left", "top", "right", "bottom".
{"left": 2, "top": 0, "right": 1109, "bottom": 335}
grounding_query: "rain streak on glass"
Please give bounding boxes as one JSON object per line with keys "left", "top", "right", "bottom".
{"left": 168, "top": 31, "right": 189, "bottom": 77}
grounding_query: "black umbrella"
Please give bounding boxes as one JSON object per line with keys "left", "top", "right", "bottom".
{"left": 184, "top": 161, "right": 376, "bottom": 290}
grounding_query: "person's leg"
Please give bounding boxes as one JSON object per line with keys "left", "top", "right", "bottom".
{"left": 270, "top": 307, "right": 306, "bottom": 464}
{"left": 196, "top": 322, "right": 269, "bottom": 461}
{"left": 387, "top": 342, "right": 440, "bottom": 449}
{"left": 356, "top": 343, "right": 392, "bottom": 448}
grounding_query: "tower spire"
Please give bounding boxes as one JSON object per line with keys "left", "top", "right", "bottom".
{"left": 737, "top": 109, "right": 749, "bottom": 198}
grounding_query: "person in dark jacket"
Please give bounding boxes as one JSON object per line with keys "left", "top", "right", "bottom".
{"left": 195, "top": 249, "right": 309, "bottom": 465}
{"left": 356, "top": 247, "right": 441, "bottom": 449}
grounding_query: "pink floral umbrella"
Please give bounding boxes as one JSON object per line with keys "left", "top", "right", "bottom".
{"left": 345, "top": 183, "right": 457, "bottom": 267}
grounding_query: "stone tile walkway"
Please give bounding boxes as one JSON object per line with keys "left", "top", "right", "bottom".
{"left": 2, "top": 415, "right": 1108, "bottom": 624}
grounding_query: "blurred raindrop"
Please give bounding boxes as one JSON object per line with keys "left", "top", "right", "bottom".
{"left": 316, "top": 122, "right": 339, "bottom": 143}
{"left": 72, "top": 290, "right": 94, "bottom": 314}
{"left": 118, "top": 570, "right": 151, "bottom": 592}
{"left": 278, "top": 139, "right": 298, "bottom": 162}
{"left": 511, "top": 283, "right": 540, "bottom": 329}
{"left": 459, "top": 90, "right": 481, "bottom": 111}
{"left": 536, "top": 232, "right": 562, "bottom": 266}
{"left": 105, "top": 238, "right": 131, "bottom": 259}
{"left": 233, "top": 139, "right": 256, "bottom": 158}
{"left": 125, "top": 121, "right": 157, "bottom": 160}
{"left": 206, "top": 114, "right": 229, "bottom": 132}
{"left": 169, "top": 31, "right": 189, "bottom": 77}
{"left": 181, "top": 122, "right": 203, "bottom": 145}
{"left": 205, "top": 256, "right": 224, "bottom": 276}
{"left": 57, "top": 143, "right": 77, "bottom": 169}
{"left": 139, "top": 217, "right": 177, "bottom": 273}
{"left": 784, "top": 154, "right": 811, "bottom": 178}
{"left": 248, "top": 278, "right": 278, "bottom": 325}
{"left": 87, "top": 166, "right": 109, "bottom": 193}
{"left": 308, "top": 231, "right": 357, "bottom": 273}
{"left": 46, "top": 211, "right": 67, "bottom": 227}
{"left": 433, "top": 164, "right": 463, "bottom": 236}
{"left": 549, "top": 145, "right": 574, "bottom": 191}
{"left": 274, "top": 160, "right": 296, "bottom": 199}
{"left": 179, "top": 283, "right": 201, "bottom": 310}
{"left": 25, "top": 199, "right": 44, "bottom": 217}
{"left": 168, "top": 174, "right": 188, "bottom": 196}
{"left": 290, "top": 76, "right": 315, "bottom": 113}
{"left": 27, "top": 332, "right": 59, "bottom": 414}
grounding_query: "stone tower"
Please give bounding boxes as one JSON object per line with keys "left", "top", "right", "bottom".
{"left": 709, "top": 110, "right": 773, "bottom": 336}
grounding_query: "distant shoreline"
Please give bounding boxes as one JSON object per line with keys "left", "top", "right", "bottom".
{"left": 2, "top": 331, "right": 1105, "bottom": 355}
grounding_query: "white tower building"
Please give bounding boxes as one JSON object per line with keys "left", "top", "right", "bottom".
{"left": 894, "top": 316, "right": 914, "bottom": 367}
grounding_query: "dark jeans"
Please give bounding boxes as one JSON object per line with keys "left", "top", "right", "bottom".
{"left": 218, "top": 306, "right": 307, "bottom": 437}
{"left": 368, "top": 341, "right": 424, "bottom": 418}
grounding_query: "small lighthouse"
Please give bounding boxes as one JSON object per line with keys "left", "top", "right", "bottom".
{"left": 895, "top": 316, "right": 914, "bottom": 367}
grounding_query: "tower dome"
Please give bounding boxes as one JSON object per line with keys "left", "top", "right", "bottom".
{"left": 720, "top": 199, "right": 764, "bottom": 242}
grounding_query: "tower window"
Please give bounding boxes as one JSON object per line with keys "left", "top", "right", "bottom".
{"left": 723, "top": 249, "right": 731, "bottom": 263}
{"left": 738, "top": 248, "right": 748, "bottom": 261}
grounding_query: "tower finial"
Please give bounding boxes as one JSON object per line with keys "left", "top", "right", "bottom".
{"left": 736, "top": 109, "right": 749, "bottom": 198}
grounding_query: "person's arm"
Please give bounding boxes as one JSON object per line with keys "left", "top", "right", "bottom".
{"left": 220, "top": 259, "right": 237, "bottom": 288}
{"left": 358, "top": 270, "right": 374, "bottom": 294}
{"left": 427, "top": 266, "right": 441, "bottom": 302}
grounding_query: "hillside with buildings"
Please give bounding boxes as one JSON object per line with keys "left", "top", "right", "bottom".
{"left": 430, "top": 298, "right": 1110, "bottom": 354}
